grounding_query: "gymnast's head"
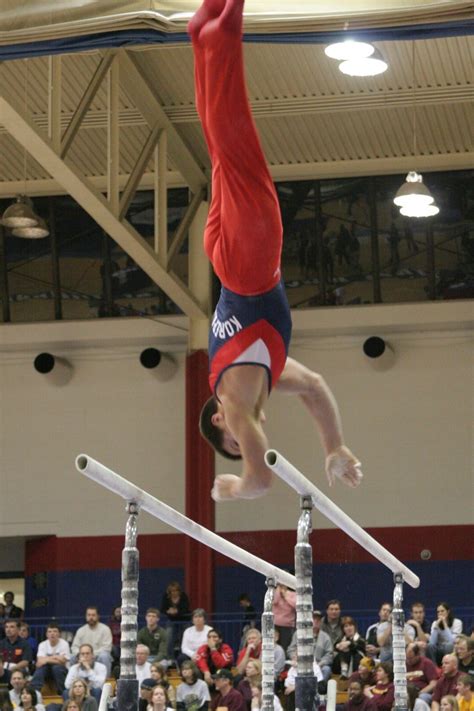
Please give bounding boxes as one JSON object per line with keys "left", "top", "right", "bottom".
{"left": 199, "top": 396, "right": 242, "bottom": 460}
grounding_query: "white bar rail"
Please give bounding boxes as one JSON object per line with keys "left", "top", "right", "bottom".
{"left": 76, "top": 454, "right": 297, "bottom": 589}
{"left": 265, "top": 450, "right": 420, "bottom": 589}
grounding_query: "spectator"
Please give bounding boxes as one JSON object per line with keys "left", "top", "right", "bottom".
{"left": 210, "top": 670, "right": 245, "bottom": 711}
{"left": 406, "top": 603, "right": 430, "bottom": 650}
{"left": 407, "top": 683, "right": 430, "bottom": 711}
{"left": 236, "top": 630, "right": 262, "bottom": 676}
{"left": 139, "top": 679, "right": 158, "bottom": 711}
{"left": 440, "top": 697, "right": 459, "bottom": 711}
{"left": 2, "top": 594, "right": 23, "bottom": 621}
{"left": 0, "top": 690, "right": 13, "bottom": 711}
{"left": 195, "top": 629, "right": 233, "bottom": 686}
{"left": 176, "top": 661, "right": 210, "bottom": 711}
{"left": 455, "top": 637, "right": 474, "bottom": 676}
{"left": 333, "top": 617, "right": 366, "bottom": 678}
{"left": 249, "top": 682, "right": 283, "bottom": 711}
{"left": 31, "top": 622, "right": 71, "bottom": 695}
{"left": 149, "top": 664, "right": 175, "bottom": 708}
{"left": 0, "top": 621, "right": 32, "bottom": 673}
{"left": 18, "top": 687, "right": 45, "bottom": 711}
{"left": 65, "top": 680, "right": 98, "bottom": 711}
{"left": 428, "top": 605, "right": 463, "bottom": 666}
{"left": 406, "top": 643, "right": 439, "bottom": 704}
{"left": 348, "top": 657, "right": 377, "bottom": 689}
{"left": 238, "top": 595, "right": 256, "bottom": 635}
{"left": 71, "top": 608, "right": 112, "bottom": 676}
{"left": 179, "top": 610, "right": 212, "bottom": 666}
{"left": 9, "top": 671, "right": 43, "bottom": 707}
{"left": 284, "top": 654, "right": 322, "bottom": 711}
{"left": 65, "top": 644, "right": 107, "bottom": 703}
{"left": 273, "top": 630, "right": 286, "bottom": 679}
{"left": 0, "top": 660, "right": 10, "bottom": 689}
{"left": 288, "top": 610, "right": 333, "bottom": 681}
{"left": 366, "top": 604, "right": 392, "bottom": 660}
{"left": 63, "top": 701, "right": 81, "bottom": 711}
{"left": 432, "top": 655, "right": 462, "bottom": 711}
{"left": 0, "top": 607, "right": 6, "bottom": 638}
{"left": 136, "top": 645, "right": 152, "bottom": 684}
{"left": 344, "top": 680, "right": 377, "bottom": 711}
{"left": 137, "top": 610, "right": 168, "bottom": 666}
{"left": 147, "top": 685, "right": 173, "bottom": 711}
{"left": 236, "top": 660, "right": 262, "bottom": 711}
{"left": 160, "top": 582, "right": 190, "bottom": 659}
{"left": 272, "top": 585, "right": 296, "bottom": 655}
{"left": 108, "top": 606, "right": 121, "bottom": 662}
{"left": 321, "top": 600, "right": 343, "bottom": 649}
{"left": 18, "top": 625, "right": 38, "bottom": 659}
{"left": 363, "top": 662, "right": 394, "bottom": 711}
{"left": 456, "top": 675, "right": 474, "bottom": 711}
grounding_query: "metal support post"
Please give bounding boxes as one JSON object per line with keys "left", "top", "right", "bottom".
{"left": 392, "top": 573, "right": 408, "bottom": 711}
{"left": 295, "top": 496, "right": 318, "bottom": 711}
{"left": 262, "top": 578, "right": 276, "bottom": 711}
{"left": 117, "top": 502, "right": 140, "bottom": 711}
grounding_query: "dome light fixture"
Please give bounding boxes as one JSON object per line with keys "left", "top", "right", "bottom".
{"left": 339, "top": 49, "right": 388, "bottom": 77}
{"left": 325, "top": 40, "right": 375, "bottom": 61}
{"left": 1, "top": 195, "right": 39, "bottom": 228}
{"left": 12, "top": 215, "right": 49, "bottom": 239}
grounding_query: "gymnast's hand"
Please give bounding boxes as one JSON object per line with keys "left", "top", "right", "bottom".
{"left": 212, "top": 473, "right": 270, "bottom": 501}
{"left": 325, "top": 445, "right": 363, "bottom": 488}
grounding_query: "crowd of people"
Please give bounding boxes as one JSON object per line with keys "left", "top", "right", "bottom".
{"left": 1, "top": 589, "right": 473, "bottom": 711}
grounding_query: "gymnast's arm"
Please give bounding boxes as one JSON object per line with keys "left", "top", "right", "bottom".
{"left": 275, "top": 357, "right": 363, "bottom": 487}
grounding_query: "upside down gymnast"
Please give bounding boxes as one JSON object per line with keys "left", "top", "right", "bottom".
{"left": 189, "top": 0, "right": 363, "bottom": 501}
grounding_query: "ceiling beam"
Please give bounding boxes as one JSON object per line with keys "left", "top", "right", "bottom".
{"left": 0, "top": 95, "right": 207, "bottom": 321}
{"left": 168, "top": 187, "right": 207, "bottom": 268}
{"left": 118, "top": 51, "right": 207, "bottom": 194}
{"left": 119, "top": 123, "right": 163, "bottom": 220}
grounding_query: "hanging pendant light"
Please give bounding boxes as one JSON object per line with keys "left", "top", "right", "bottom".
{"left": 393, "top": 42, "right": 439, "bottom": 218}
{"left": 12, "top": 215, "right": 49, "bottom": 239}
{"left": 325, "top": 40, "right": 375, "bottom": 61}
{"left": 339, "top": 48, "right": 388, "bottom": 77}
{"left": 1, "top": 195, "right": 39, "bottom": 228}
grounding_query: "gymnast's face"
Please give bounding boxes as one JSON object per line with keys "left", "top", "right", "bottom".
{"left": 212, "top": 406, "right": 266, "bottom": 457}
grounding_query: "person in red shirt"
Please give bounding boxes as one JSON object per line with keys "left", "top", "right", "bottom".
{"left": 364, "top": 663, "right": 394, "bottom": 711}
{"left": 236, "top": 630, "right": 262, "bottom": 676}
{"left": 432, "top": 655, "right": 461, "bottom": 711}
{"left": 195, "top": 629, "right": 233, "bottom": 687}
{"left": 406, "top": 642, "right": 439, "bottom": 704}
{"left": 210, "top": 669, "right": 245, "bottom": 711}
{"left": 348, "top": 657, "right": 377, "bottom": 689}
{"left": 345, "top": 680, "right": 378, "bottom": 711}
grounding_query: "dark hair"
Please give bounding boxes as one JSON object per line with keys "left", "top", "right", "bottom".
{"left": 85, "top": 606, "right": 99, "bottom": 614}
{"left": 0, "top": 690, "right": 13, "bottom": 711}
{"left": 180, "top": 661, "right": 199, "bottom": 683}
{"left": 199, "top": 397, "right": 242, "bottom": 461}
{"left": 239, "top": 593, "right": 250, "bottom": 602}
{"left": 411, "top": 602, "right": 425, "bottom": 611}
{"left": 341, "top": 616, "right": 358, "bottom": 634}
{"left": 208, "top": 628, "right": 222, "bottom": 640}
{"left": 458, "top": 675, "right": 474, "bottom": 691}
{"left": 326, "top": 599, "right": 341, "bottom": 608}
{"left": 47, "top": 622, "right": 61, "bottom": 632}
{"left": 437, "top": 602, "right": 454, "bottom": 627}
{"left": 20, "top": 686, "right": 38, "bottom": 707}
{"left": 377, "top": 662, "right": 394, "bottom": 682}
{"left": 146, "top": 608, "right": 160, "bottom": 616}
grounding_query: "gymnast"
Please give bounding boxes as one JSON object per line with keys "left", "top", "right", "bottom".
{"left": 189, "top": 0, "right": 363, "bottom": 501}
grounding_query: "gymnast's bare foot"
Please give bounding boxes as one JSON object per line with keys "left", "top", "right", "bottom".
{"left": 212, "top": 473, "right": 270, "bottom": 501}
{"left": 325, "top": 445, "right": 363, "bottom": 488}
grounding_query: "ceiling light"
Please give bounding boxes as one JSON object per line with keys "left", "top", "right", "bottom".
{"left": 394, "top": 172, "right": 439, "bottom": 218}
{"left": 339, "top": 50, "right": 388, "bottom": 77}
{"left": 1, "top": 195, "right": 39, "bottom": 228}
{"left": 325, "top": 40, "right": 375, "bottom": 61}
{"left": 12, "top": 215, "right": 49, "bottom": 239}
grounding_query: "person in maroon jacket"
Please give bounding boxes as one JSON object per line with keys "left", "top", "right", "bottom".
{"left": 432, "top": 655, "right": 461, "bottom": 711}
{"left": 406, "top": 642, "right": 440, "bottom": 704}
{"left": 344, "top": 680, "right": 378, "bottom": 711}
{"left": 364, "top": 663, "right": 395, "bottom": 711}
{"left": 210, "top": 669, "right": 245, "bottom": 711}
{"left": 195, "top": 629, "right": 233, "bottom": 687}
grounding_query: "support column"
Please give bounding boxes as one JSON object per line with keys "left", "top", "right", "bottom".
{"left": 185, "top": 200, "right": 214, "bottom": 610}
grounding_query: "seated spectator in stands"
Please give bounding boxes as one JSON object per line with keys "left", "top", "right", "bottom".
{"left": 71, "top": 608, "right": 112, "bottom": 676}
{"left": 287, "top": 610, "right": 333, "bottom": 682}
{"left": 108, "top": 606, "right": 121, "bottom": 663}
{"left": 3, "top": 594, "right": 23, "bottom": 621}
{"left": 10, "top": 671, "right": 42, "bottom": 707}
{"left": 179, "top": 611, "right": 212, "bottom": 667}
{"left": 428, "top": 604, "right": 463, "bottom": 666}
{"left": 455, "top": 637, "right": 474, "bottom": 677}
{"left": 249, "top": 682, "right": 283, "bottom": 711}
{"left": 195, "top": 629, "right": 233, "bottom": 686}
{"left": 0, "top": 660, "right": 10, "bottom": 690}
{"left": 137, "top": 610, "right": 168, "bottom": 666}
{"left": 136, "top": 645, "right": 152, "bottom": 684}
{"left": 284, "top": 654, "right": 322, "bottom": 711}
{"left": 432, "top": 655, "right": 462, "bottom": 711}
{"left": 333, "top": 617, "right": 366, "bottom": 678}
{"left": 211, "top": 670, "right": 245, "bottom": 711}
{"left": 406, "top": 642, "right": 439, "bottom": 704}
{"left": 407, "top": 683, "right": 431, "bottom": 711}
{"left": 366, "top": 604, "right": 392, "bottom": 661}
{"left": 139, "top": 679, "right": 158, "bottom": 711}
{"left": 18, "top": 687, "right": 45, "bottom": 711}
{"left": 348, "top": 657, "right": 377, "bottom": 689}
{"left": 238, "top": 595, "right": 256, "bottom": 636}
{"left": 18, "top": 625, "right": 37, "bottom": 660}
{"left": 406, "top": 603, "right": 431, "bottom": 651}
{"left": 273, "top": 630, "right": 286, "bottom": 679}
{"left": 176, "top": 661, "right": 210, "bottom": 711}
{"left": 66, "top": 679, "right": 98, "bottom": 711}
{"left": 363, "top": 662, "right": 394, "bottom": 711}
{"left": 236, "top": 660, "right": 262, "bottom": 710}
{"left": 236, "top": 630, "right": 262, "bottom": 676}
{"left": 272, "top": 585, "right": 296, "bottom": 655}
{"left": 160, "top": 582, "right": 190, "bottom": 659}
{"left": 344, "top": 679, "right": 378, "bottom": 711}
{"left": 0, "top": 607, "right": 6, "bottom": 639}
{"left": 65, "top": 644, "right": 107, "bottom": 702}
{"left": 0, "top": 621, "right": 32, "bottom": 673}
{"left": 147, "top": 684, "right": 173, "bottom": 711}
{"left": 31, "top": 623, "right": 71, "bottom": 695}
{"left": 456, "top": 675, "right": 474, "bottom": 711}
{"left": 440, "top": 696, "right": 460, "bottom": 711}
{"left": 149, "top": 663, "right": 175, "bottom": 708}
{"left": 0, "top": 690, "right": 13, "bottom": 711}
{"left": 321, "top": 600, "right": 344, "bottom": 649}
